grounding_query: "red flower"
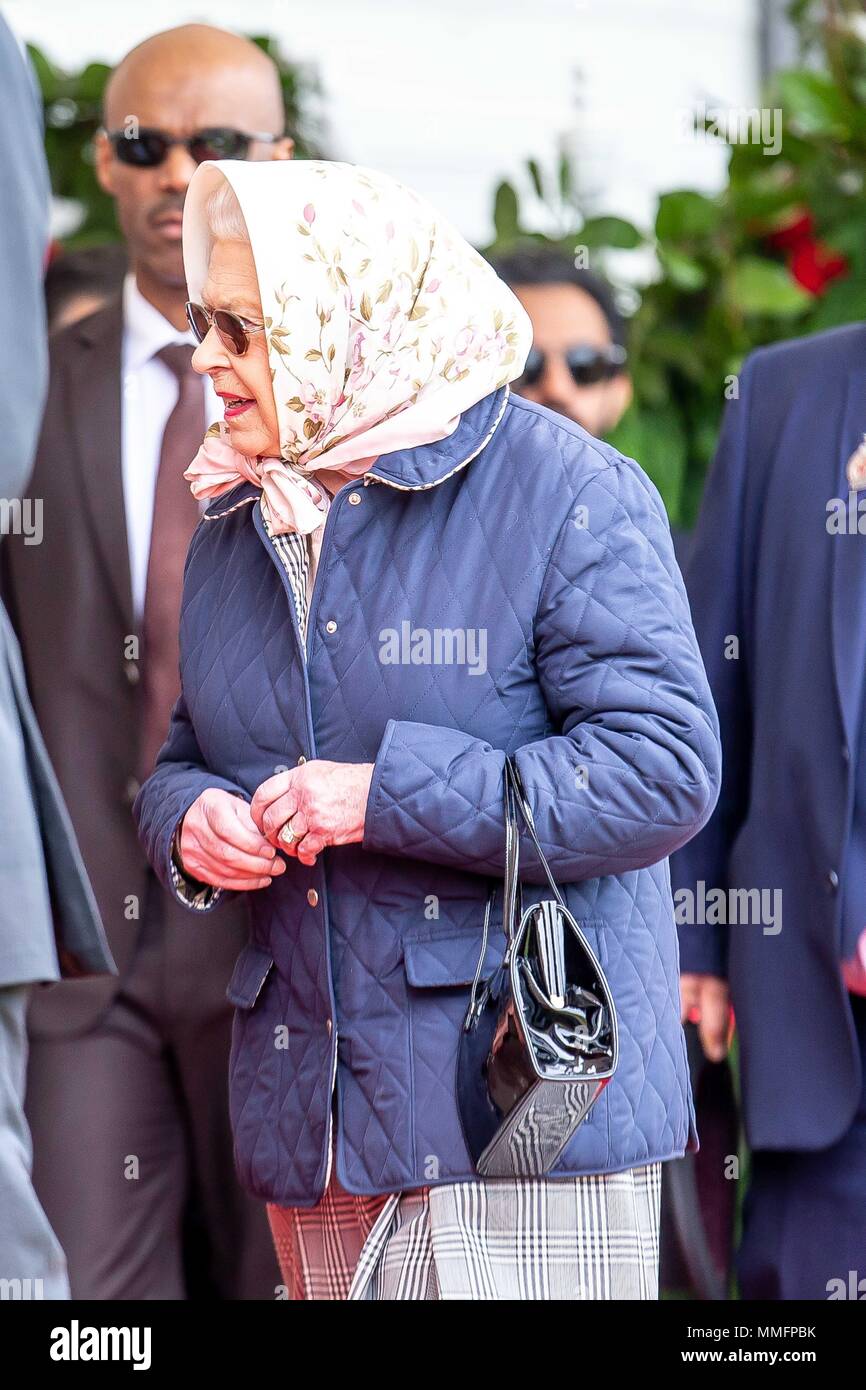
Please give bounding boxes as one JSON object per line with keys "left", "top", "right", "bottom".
{"left": 789, "top": 238, "right": 848, "bottom": 295}
{"left": 765, "top": 209, "right": 814, "bottom": 251}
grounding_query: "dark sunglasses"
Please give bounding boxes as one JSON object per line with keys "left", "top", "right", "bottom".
{"left": 185, "top": 301, "right": 266, "bottom": 356}
{"left": 106, "top": 126, "right": 282, "bottom": 168}
{"left": 519, "top": 343, "right": 628, "bottom": 389}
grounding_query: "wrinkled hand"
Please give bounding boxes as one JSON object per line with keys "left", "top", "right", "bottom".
{"left": 250, "top": 760, "right": 375, "bottom": 867}
{"left": 178, "top": 788, "right": 286, "bottom": 890}
{"left": 680, "top": 973, "right": 732, "bottom": 1062}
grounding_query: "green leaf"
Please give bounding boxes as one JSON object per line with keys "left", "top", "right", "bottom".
{"left": 776, "top": 70, "right": 852, "bottom": 140}
{"left": 824, "top": 217, "right": 866, "bottom": 261}
{"left": 558, "top": 151, "right": 573, "bottom": 201}
{"left": 578, "top": 215, "right": 643, "bottom": 249}
{"left": 492, "top": 180, "right": 521, "bottom": 245}
{"left": 76, "top": 61, "right": 111, "bottom": 102}
{"left": 26, "top": 44, "right": 59, "bottom": 101}
{"left": 804, "top": 273, "right": 866, "bottom": 332}
{"left": 630, "top": 359, "right": 669, "bottom": 408}
{"left": 607, "top": 403, "right": 687, "bottom": 525}
{"left": 655, "top": 190, "right": 721, "bottom": 242}
{"left": 727, "top": 169, "right": 801, "bottom": 223}
{"left": 658, "top": 247, "right": 708, "bottom": 291}
{"left": 645, "top": 328, "right": 710, "bottom": 382}
{"left": 726, "top": 258, "right": 811, "bottom": 316}
{"left": 526, "top": 158, "right": 544, "bottom": 201}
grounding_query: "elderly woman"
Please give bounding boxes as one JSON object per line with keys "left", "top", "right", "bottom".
{"left": 134, "top": 157, "right": 720, "bottom": 1302}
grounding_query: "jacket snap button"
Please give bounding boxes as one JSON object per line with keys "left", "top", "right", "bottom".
{"left": 326, "top": 1017, "right": 333, "bottom": 1037}
{"left": 297, "top": 754, "right": 307, "bottom": 765}
{"left": 348, "top": 492, "right": 361, "bottom": 505}
{"left": 325, "top": 620, "right": 337, "bottom": 634}
{"left": 124, "top": 661, "right": 140, "bottom": 685}
{"left": 124, "top": 776, "right": 141, "bottom": 806}
{"left": 307, "top": 888, "right": 319, "bottom": 907}
{"left": 826, "top": 869, "right": 839, "bottom": 892}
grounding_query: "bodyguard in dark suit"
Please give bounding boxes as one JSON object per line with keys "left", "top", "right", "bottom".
{"left": 0, "top": 15, "right": 114, "bottom": 1299}
{"left": 671, "top": 323, "right": 866, "bottom": 1299}
{"left": 1, "top": 24, "right": 294, "bottom": 1298}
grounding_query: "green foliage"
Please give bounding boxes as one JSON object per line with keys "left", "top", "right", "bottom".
{"left": 29, "top": 35, "right": 326, "bottom": 249}
{"left": 483, "top": 0, "right": 866, "bottom": 527}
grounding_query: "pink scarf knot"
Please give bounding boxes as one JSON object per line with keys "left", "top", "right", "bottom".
{"left": 184, "top": 424, "right": 330, "bottom": 535}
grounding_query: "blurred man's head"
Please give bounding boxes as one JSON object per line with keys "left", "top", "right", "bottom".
{"left": 493, "top": 247, "right": 632, "bottom": 438}
{"left": 94, "top": 25, "right": 292, "bottom": 309}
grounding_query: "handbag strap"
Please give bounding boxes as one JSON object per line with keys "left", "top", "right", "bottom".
{"left": 463, "top": 756, "right": 564, "bottom": 1030}
{"left": 464, "top": 761, "right": 521, "bottom": 1029}
{"left": 502, "top": 764, "right": 521, "bottom": 938}
{"left": 504, "top": 757, "right": 566, "bottom": 911}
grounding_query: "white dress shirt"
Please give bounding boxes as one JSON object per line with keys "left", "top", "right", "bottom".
{"left": 120, "top": 272, "right": 222, "bottom": 619}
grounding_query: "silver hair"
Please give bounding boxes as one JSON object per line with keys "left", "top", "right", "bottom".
{"left": 203, "top": 178, "right": 250, "bottom": 248}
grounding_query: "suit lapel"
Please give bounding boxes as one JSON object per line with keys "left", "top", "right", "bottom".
{"left": 831, "top": 363, "right": 866, "bottom": 753}
{"left": 68, "top": 293, "right": 134, "bottom": 631}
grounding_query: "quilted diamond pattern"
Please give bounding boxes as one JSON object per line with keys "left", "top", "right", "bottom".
{"left": 134, "top": 388, "right": 719, "bottom": 1205}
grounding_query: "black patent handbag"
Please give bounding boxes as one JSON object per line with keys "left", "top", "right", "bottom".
{"left": 456, "top": 757, "right": 618, "bottom": 1177}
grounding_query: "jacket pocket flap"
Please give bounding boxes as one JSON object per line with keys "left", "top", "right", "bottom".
{"left": 226, "top": 943, "right": 275, "bottom": 1009}
{"left": 403, "top": 930, "right": 507, "bottom": 988}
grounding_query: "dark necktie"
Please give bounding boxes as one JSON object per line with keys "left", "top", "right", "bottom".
{"left": 139, "top": 343, "right": 205, "bottom": 781}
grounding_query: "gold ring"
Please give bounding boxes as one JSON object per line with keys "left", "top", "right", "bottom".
{"left": 278, "top": 821, "right": 298, "bottom": 846}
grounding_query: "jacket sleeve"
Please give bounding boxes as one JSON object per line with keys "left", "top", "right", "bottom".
{"left": 362, "top": 455, "right": 722, "bottom": 885}
{"left": 669, "top": 361, "right": 756, "bottom": 979}
{"left": 133, "top": 687, "right": 249, "bottom": 913}
{"left": 0, "top": 19, "right": 50, "bottom": 501}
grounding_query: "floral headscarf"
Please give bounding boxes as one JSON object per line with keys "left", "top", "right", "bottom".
{"left": 181, "top": 159, "right": 532, "bottom": 534}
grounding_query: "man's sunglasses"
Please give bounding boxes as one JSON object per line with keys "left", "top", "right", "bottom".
{"left": 106, "top": 126, "right": 283, "bottom": 168}
{"left": 185, "top": 301, "right": 266, "bottom": 356}
{"left": 519, "top": 343, "right": 628, "bottom": 388}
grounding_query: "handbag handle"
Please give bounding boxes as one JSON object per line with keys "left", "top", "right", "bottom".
{"left": 504, "top": 758, "right": 566, "bottom": 912}
{"left": 464, "top": 757, "right": 566, "bottom": 1029}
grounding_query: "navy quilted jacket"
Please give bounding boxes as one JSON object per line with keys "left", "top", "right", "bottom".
{"left": 134, "top": 385, "right": 721, "bottom": 1207}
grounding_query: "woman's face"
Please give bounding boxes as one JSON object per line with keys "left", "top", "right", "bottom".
{"left": 191, "top": 237, "right": 280, "bottom": 458}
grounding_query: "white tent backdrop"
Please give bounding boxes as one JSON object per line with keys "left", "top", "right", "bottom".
{"left": 6, "top": 0, "right": 760, "bottom": 245}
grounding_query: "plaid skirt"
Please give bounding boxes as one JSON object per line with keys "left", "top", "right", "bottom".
{"left": 267, "top": 1159, "right": 662, "bottom": 1301}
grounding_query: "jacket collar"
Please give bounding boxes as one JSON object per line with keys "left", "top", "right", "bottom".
{"left": 204, "top": 385, "right": 510, "bottom": 520}
{"left": 364, "top": 384, "right": 509, "bottom": 489}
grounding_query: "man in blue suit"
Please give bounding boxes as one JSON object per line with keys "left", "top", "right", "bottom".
{"left": 671, "top": 323, "right": 866, "bottom": 1300}
{"left": 0, "top": 16, "right": 114, "bottom": 1298}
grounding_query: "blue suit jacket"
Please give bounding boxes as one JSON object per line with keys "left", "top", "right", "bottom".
{"left": 0, "top": 17, "right": 113, "bottom": 988}
{"left": 671, "top": 323, "right": 866, "bottom": 1152}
